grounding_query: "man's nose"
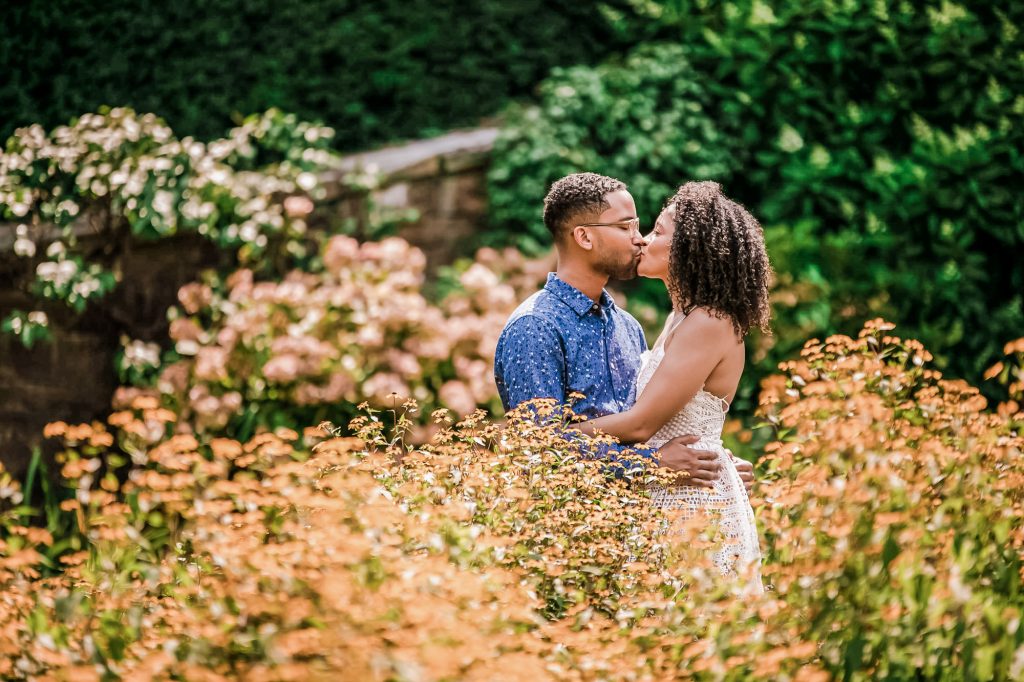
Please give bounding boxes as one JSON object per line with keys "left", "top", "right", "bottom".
{"left": 631, "top": 230, "right": 646, "bottom": 246}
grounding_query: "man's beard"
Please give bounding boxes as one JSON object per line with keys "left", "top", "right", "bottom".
{"left": 598, "top": 253, "right": 641, "bottom": 281}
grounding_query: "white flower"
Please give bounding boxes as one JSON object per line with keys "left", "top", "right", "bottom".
{"left": 239, "top": 222, "right": 258, "bottom": 243}
{"left": 204, "top": 140, "right": 229, "bottom": 158}
{"left": 36, "top": 261, "right": 57, "bottom": 280}
{"left": 949, "top": 564, "right": 972, "bottom": 603}
{"left": 124, "top": 174, "right": 144, "bottom": 196}
{"left": 175, "top": 340, "right": 199, "bottom": 356}
{"left": 13, "top": 238, "right": 36, "bottom": 258}
{"left": 209, "top": 168, "right": 229, "bottom": 185}
{"left": 152, "top": 190, "right": 174, "bottom": 216}
{"left": 57, "top": 199, "right": 80, "bottom": 217}
{"left": 0, "top": 480, "right": 23, "bottom": 504}
{"left": 57, "top": 259, "right": 78, "bottom": 281}
{"left": 72, "top": 278, "right": 100, "bottom": 298}
{"left": 124, "top": 339, "right": 161, "bottom": 368}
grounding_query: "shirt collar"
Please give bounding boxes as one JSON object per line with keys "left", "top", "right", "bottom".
{"left": 544, "top": 273, "right": 615, "bottom": 318}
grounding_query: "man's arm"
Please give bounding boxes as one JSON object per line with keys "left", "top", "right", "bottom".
{"left": 495, "top": 315, "right": 566, "bottom": 411}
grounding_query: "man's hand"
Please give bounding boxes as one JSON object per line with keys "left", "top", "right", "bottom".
{"left": 731, "top": 455, "right": 754, "bottom": 494}
{"left": 656, "top": 435, "right": 721, "bottom": 489}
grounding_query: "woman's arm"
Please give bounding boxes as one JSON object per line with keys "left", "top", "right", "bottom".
{"left": 576, "top": 310, "right": 738, "bottom": 443}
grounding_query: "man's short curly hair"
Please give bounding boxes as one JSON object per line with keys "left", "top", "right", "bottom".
{"left": 666, "top": 181, "right": 772, "bottom": 336}
{"left": 543, "top": 173, "right": 627, "bottom": 241}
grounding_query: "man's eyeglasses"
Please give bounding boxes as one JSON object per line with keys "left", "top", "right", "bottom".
{"left": 577, "top": 217, "right": 641, "bottom": 235}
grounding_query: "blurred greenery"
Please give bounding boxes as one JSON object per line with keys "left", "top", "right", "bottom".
{"left": 489, "top": 0, "right": 1024, "bottom": 411}
{"left": 487, "top": 44, "right": 739, "bottom": 255}
{"left": 2, "top": 0, "right": 1021, "bottom": 430}
{"left": 0, "top": 0, "right": 635, "bottom": 151}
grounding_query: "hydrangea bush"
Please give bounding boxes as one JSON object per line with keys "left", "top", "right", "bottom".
{"left": 119, "top": 236, "right": 553, "bottom": 442}
{"left": 1, "top": 322, "right": 1022, "bottom": 680}
{"left": 0, "top": 108, "right": 340, "bottom": 346}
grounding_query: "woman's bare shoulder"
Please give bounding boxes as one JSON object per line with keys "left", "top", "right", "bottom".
{"left": 670, "top": 307, "right": 741, "bottom": 343}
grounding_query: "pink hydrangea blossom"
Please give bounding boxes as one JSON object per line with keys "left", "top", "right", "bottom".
{"left": 439, "top": 380, "right": 476, "bottom": 416}
{"left": 194, "top": 346, "right": 229, "bottom": 381}
{"left": 263, "top": 354, "right": 302, "bottom": 383}
{"left": 177, "top": 283, "right": 212, "bottom": 315}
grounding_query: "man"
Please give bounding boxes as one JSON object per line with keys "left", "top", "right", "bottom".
{"left": 494, "top": 172, "right": 753, "bottom": 489}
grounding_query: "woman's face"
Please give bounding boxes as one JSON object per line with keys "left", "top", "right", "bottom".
{"left": 638, "top": 206, "right": 675, "bottom": 280}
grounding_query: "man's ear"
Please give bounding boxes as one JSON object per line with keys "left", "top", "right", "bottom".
{"left": 571, "top": 226, "right": 595, "bottom": 251}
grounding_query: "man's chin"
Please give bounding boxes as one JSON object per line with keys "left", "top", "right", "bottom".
{"left": 610, "top": 265, "right": 640, "bottom": 281}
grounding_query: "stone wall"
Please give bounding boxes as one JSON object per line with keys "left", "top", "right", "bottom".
{"left": 326, "top": 127, "right": 497, "bottom": 270}
{"left": 0, "top": 128, "right": 499, "bottom": 475}
{"left": 0, "top": 231, "right": 225, "bottom": 476}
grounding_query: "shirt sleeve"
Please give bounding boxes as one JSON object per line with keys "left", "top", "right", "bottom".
{"left": 559, "top": 429, "right": 658, "bottom": 478}
{"left": 495, "top": 315, "right": 566, "bottom": 411}
{"left": 635, "top": 318, "right": 648, "bottom": 351}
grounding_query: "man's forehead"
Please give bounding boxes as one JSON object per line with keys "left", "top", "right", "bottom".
{"left": 600, "top": 190, "right": 637, "bottom": 217}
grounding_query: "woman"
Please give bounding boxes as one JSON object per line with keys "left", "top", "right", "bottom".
{"left": 576, "top": 181, "right": 772, "bottom": 585}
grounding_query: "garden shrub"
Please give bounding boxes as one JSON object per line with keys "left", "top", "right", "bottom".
{"left": 0, "top": 107, "right": 573, "bottom": 456}
{"left": 986, "top": 337, "right": 1024, "bottom": 419}
{"left": 488, "top": 43, "right": 739, "bottom": 256}
{"left": 488, "top": 0, "right": 1024, "bottom": 403}
{"left": 2, "top": 321, "right": 1022, "bottom": 679}
{"left": 128, "top": 237, "right": 553, "bottom": 442}
{"left": 0, "top": 0, "right": 638, "bottom": 151}
{"left": 0, "top": 108, "right": 342, "bottom": 345}
{"left": 752, "top": 321, "right": 1024, "bottom": 679}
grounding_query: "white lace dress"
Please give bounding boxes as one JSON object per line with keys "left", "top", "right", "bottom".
{"left": 636, "top": 319, "right": 763, "bottom": 589}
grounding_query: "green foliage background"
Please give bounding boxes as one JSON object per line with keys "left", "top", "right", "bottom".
{"left": 0, "top": 0, "right": 632, "bottom": 151}
{"left": 489, "top": 0, "right": 1024, "bottom": 409}
{"left": 3, "top": 0, "right": 1021, "bottom": 415}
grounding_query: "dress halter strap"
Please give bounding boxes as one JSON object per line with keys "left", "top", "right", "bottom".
{"left": 654, "top": 310, "right": 689, "bottom": 351}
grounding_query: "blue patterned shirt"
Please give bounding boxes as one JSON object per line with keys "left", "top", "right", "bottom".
{"left": 494, "top": 273, "right": 648, "bottom": 419}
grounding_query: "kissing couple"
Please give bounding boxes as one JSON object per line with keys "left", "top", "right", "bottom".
{"left": 493, "top": 173, "right": 771, "bottom": 585}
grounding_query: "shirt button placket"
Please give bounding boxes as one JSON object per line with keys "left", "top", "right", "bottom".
{"left": 596, "top": 308, "right": 613, "bottom": 408}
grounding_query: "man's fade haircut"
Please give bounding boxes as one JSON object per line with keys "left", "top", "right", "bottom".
{"left": 542, "top": 173, "right": 627, "bottom": 242}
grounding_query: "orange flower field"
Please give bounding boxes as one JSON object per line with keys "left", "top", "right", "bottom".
{"left": 1, "top": 321, "right": 1022, "bottom": 680}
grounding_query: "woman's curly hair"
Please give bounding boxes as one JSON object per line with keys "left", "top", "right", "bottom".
{"left": 666, "top": 181, "right": 772, "bottom": 336}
